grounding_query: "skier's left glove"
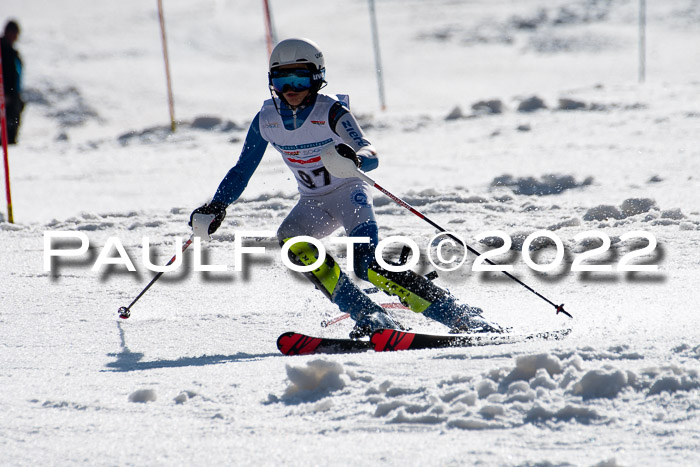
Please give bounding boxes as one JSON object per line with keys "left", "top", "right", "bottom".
{"left": 335, "top": 143, "right": 361, "bottom": 168}
{"left": 189, "top": 201, "right": 227, "bottom": 235}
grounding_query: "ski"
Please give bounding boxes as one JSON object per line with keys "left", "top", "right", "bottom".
{"left": 371, "top": 328, "right": 572, "bottom": 352}
{"left": 277, "top": 328, "right": 572, "bottom": 355}
{"left": 277, "top": 331, "right": 373, "bottom": 355}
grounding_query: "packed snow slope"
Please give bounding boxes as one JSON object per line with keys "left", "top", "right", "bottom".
{"left": 1, "top": 0, "right": 699, "bottom": 465}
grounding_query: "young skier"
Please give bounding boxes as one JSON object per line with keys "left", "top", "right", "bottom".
{"left": 190, "top": 38, "right": 502, "bottom": 337}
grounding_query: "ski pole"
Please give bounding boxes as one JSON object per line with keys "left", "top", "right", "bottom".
{"left": 322, "top": 144, "right": 572, "bottom": 319}
{"left": 321, "top": 302, "right": 409, "bottom": 328}
{"left": 118, "top": 234, "right": 194, "bottom": 319}
{"left": 321, "top": 313, "right": 351, "bottom": 328}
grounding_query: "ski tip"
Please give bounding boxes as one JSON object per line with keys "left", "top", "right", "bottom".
{"left": 276, "top": 332, "right": 298, "bottom": 355}
{"left": 276, "top": 332, "right": 323, "bottom": 356}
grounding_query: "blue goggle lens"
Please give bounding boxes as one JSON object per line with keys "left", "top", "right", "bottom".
{"left": 271, "top": 68, "right": 313, "bottom": 93}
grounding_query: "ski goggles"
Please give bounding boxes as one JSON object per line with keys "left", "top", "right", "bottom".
{"left": 270, "top": 68, "right": 313, "bottom": 93}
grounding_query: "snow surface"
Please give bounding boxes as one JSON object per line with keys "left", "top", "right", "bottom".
{"left": 2, "top": 0, "right": 700, "bottom": 465}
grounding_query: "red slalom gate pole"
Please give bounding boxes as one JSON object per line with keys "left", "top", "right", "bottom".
{"left": 262, "top": 0, "right": 277, "bottom": 56}
{"left": 0, "top": 46, "right": 14, "bottom": 223}
{"left": 157, "top": 0, "right": 176, "bottom": 132}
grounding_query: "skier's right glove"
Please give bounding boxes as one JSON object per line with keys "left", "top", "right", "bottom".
{"left": 335, "top": 143, "right": 361, "bottom": 168}
{"left": 189, "top": 201, "right": 227, "bottom": 235}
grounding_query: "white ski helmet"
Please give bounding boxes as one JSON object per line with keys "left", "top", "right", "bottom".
{"left": 269, "top": 38, "right": 324, "bottom": 72}
{"left": 268, "top": 38, "right": 326, "bottom": 93}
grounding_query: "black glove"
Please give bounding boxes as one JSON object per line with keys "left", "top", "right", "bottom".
{"left": 335, "top": 143, "right": 361, "bottom": 168}
{"left": 189, "top": 201, "right": 227, "bottom": 235}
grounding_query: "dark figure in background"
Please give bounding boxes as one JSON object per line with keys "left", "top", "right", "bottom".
{"left": 1, "top": 20, "right": 24, "bottom": 145}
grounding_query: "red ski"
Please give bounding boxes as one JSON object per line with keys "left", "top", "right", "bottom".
{"left": 371, "top": 328, "right": 572, "bottom": 351}
{"left": 277, "top": 328, "right": 571, "bottom": 355}
{"left": 277, "top": 331, "right": 373, "bottom": 355}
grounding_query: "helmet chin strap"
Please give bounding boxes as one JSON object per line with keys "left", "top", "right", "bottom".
{"left": 268, "top": 86, "right": 285, "bottom": 116}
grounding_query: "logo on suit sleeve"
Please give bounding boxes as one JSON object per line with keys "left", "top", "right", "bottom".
{"left": 351, "top": 189, "right": 369, "bottom": 207}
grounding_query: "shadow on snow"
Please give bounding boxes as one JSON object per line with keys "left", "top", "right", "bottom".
{"left": 104, "top": 321, "right": 277, "bottom": 372}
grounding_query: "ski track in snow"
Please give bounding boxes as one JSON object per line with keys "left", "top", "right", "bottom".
{"left": 2, "top": 0, "right": 700, "bottom": 465}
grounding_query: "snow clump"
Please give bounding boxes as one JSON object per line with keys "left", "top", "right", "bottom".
{"left": 282, "top": 359, "right": 348, "bottom": 400}
{"left": 571, "top": 368, "right": 629, "bottom": 399}
{"left": 517, "top": 95, "right": 547, "bottom": 112}
{"left": 472, "top": 99, "right": 504, "bottom": 114}
{"left": 356, "top": 349, "right": 700, "bottom": 431}
{"left": 491, "top": 173, "right": 593, "bottom": 196}
{"left": 128, "top": 389, "right": 157, "bottom": 403}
